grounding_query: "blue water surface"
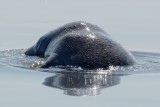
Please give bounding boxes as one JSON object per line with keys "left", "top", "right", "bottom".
{"left": 0, "top": 0, "right": 160, "bottom": 107}
{"left": 0, "top": 49, "right": 160, "bottom": 107}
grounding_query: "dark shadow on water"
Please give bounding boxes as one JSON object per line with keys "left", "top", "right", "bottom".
{"left": 43, "top": 72, "right": 121, "bottom": 96}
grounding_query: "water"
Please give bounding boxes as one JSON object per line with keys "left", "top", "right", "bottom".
{"left": 0, "top": 0, "right": 160, "bottom": 107}
{"left": 0, "top": 49, "right": 160, "bottom": 107}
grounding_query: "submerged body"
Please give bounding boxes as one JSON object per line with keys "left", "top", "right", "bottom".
{"left": 25, "top": 21, "right": 135, "bottom": 69}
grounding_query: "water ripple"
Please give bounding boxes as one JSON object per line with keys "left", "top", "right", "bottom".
{"left": 0, "top": 49, "right": 160, "bottom": 74}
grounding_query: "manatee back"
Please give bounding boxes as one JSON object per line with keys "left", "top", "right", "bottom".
{"left": 44, "top": 21, "right": 111, "bottom": 57}
{"left": 53, "top": 32, "right": 135, "bottom": 68}
{"left": 37, "top": 21, "right": 105, "bottom": 57}
{"left": 25, "top": 21, "right": 135, "bottom": 69}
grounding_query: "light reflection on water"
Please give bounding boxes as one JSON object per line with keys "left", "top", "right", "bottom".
{"left": 0, "top": 49, "right": 160, "bottom": 96}
{"left": 0, "top": 0, "right": 160, "bottom": 106}
{"left": 43, "top": 72, "right": 120, "bottom": 96}
{"left": 1, "top": 49, "right": 160, "bottom": 73}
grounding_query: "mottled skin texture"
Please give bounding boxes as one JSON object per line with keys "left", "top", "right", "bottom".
{"left": 25, "top": 21, "right": 136, "bottom": 69}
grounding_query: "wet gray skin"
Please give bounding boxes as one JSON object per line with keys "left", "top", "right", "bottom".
{"left": 25, "top": 21, "right": 136, "bottom": 69}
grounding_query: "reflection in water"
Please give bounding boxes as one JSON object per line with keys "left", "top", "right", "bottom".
{"left": 43, "top": 72, "right": 120, "bottom": 96}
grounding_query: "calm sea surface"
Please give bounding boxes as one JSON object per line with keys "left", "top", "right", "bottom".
{"left": 0, "top": 0, "right": 160, "bottom": 107}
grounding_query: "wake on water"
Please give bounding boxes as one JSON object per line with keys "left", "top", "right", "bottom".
{"left": 0, "top": 49, "right": 160, "bottom": 75}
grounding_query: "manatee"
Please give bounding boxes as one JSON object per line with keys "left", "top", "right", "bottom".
{"left": 25, "top": 21, "right": 136, "bottom": 69}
